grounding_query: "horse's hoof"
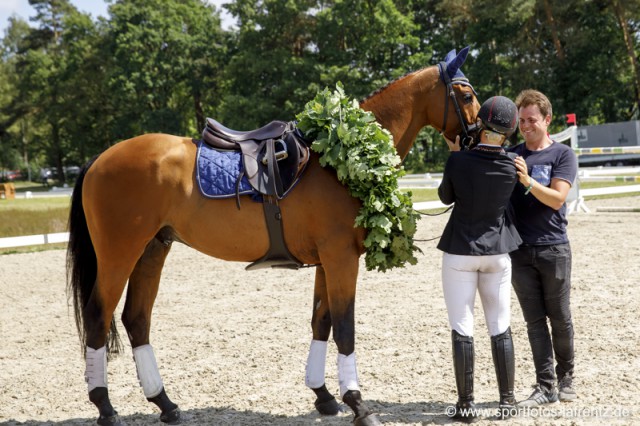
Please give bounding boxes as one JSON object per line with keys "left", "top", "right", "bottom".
{"left": 315, "top": 396, "right": 341, "bottom": 415}
{"left": 96, "top": 413, "right": 124, "bottom": 426}
{"left": 160, "top": 407, "right": 181, "bottom": 424}
{"left": 354, "top": 413, "right": 382, "bottom": 426}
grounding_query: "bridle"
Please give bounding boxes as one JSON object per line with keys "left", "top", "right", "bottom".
{"left": 409, "top": 62, "right": 481, "bottom": 232}
{"left": 438, "top": 61, "right": 480, "bottom": 150}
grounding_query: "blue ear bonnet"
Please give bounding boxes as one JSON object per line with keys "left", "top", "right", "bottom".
{"left": 440, "top": 46, "right": 475, "bottom": 93}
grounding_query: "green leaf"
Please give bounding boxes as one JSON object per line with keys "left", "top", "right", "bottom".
{"left": 295, "top": 84, "right": 420, "bottom": 272}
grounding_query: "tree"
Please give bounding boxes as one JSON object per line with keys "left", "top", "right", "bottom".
{"left": 313, "top": 0, "right": 422, "bottom": 95}
{"left": 11, "top": 0, "right": 79, "bottom": 181}
{"left": 610, "top": 0, "right": 640, "bottom": 119}
{"left": 0, "top": 18, "right": 32, "bottom": 142}
{"left": 220, "top": 0, "right": 318, "bottom": 128}
{"left": 105, "top": 0, "right": 227, "bottom": 139}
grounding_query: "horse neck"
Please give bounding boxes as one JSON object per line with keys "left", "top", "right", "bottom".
{"left": 360, "top": 67, "right": 442, "bottom": 160}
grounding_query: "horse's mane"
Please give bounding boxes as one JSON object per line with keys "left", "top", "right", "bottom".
{"left": 360, "top": 65, "right": 433, "bottom": 103}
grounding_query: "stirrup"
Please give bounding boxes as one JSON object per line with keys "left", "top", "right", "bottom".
{"left": 261, "top": 140, "right": 288, "bottom": 165}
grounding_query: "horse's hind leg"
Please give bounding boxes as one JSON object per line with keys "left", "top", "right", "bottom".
{"left": 121, "top": 236, "right": 180, "bottom": 424}
{"left": 84, "top": 261, "right": 137, "bottom": 426}
{"left": 306, "top": 266, "right": 341, "bottom": 415}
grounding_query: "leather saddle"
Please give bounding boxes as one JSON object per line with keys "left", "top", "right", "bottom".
{"left": 201, "top": 117, "right": 311, "bottom": 271}
{"left": 202, "top": 118, "right": 310, "bottom": 199}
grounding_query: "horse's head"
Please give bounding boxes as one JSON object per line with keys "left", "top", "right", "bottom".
{"left": 436, "top": 47, "right": 481, "bottom": 149}
{"left": 359, "top": 48, "right": 482, "bottom": 158}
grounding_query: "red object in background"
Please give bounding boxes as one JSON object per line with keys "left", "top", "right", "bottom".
{"left": 566, "top": 113, "right": 577, "bottom": 125}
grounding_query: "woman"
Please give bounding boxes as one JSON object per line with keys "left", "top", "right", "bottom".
{"left": 437, "top": 96, "right": 521, "bottom": 421}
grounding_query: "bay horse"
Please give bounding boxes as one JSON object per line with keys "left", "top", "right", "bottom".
{"left": 67, "top": 47, "right": 480, "bottom": 426}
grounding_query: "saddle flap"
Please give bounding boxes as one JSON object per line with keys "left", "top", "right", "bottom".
{"left": 240, "top": 138, "right": 286, "bottom": 196}
{"left": 240, "top": 140, "right": 265, "bottom": 180}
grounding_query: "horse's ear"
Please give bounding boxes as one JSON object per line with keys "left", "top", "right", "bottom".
{"left": 446, "top": 46, "right": 470, "bottom": 80}
{"left": 443, "top": 48, "right": 457, "bottom": 64}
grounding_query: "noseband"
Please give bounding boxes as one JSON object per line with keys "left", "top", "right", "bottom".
{"left": 438, "top": 62, "right": 479, "bottom": 150}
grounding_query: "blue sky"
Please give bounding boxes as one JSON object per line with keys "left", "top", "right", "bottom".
{"left": 0, "top": 0, "right": 234, "bottom": 34}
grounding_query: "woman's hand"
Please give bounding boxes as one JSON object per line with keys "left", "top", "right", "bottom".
{"left": 444, "top": 135, "right": 461, "bottom": 152}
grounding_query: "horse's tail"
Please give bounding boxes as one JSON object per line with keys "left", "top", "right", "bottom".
{"left": 66, "top": 156, "right": 123, "bottom": 357}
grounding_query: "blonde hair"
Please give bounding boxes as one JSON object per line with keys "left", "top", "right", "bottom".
{"left": 515, "top": 89, "right": 552, "bottom": 118}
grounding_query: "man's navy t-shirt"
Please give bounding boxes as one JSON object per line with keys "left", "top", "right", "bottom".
{"left": 508, "top": 141, "right": 578, "bottom": 245}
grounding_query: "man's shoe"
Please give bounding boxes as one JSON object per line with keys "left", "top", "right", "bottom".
{"left": 558, "top": 375, "right": 577, "bottom": 401}
{"left": 517, "top": 384, "right": 559, "bottom": 407}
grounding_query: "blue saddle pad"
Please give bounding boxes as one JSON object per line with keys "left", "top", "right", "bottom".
{"left": 195, "top": 140, "right": 255, "bottom": 198}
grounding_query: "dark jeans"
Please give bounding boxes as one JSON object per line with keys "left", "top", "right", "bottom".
{"left": 510, "top": 243, "right": 574, "bottom": 391}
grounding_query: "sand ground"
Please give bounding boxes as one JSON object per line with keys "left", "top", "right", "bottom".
{"left": 1, "top": 196, "right": 639, "bottom": 425}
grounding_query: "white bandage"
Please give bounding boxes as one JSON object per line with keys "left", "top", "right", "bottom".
{"left": 337, "top": 352, "right": 360, "bottom": 397}
{"left": 133, "top": 344, "right": 164, "bottom": 398}
{"left": 305, "top": 340, "right": 328, "bottom": 388}
{"left": 85, "top": 346, "right": 107, "bottom": 392}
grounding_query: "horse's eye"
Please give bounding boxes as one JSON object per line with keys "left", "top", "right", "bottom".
{"left": 463, "top": 94, "right": 474, "bottom": 104}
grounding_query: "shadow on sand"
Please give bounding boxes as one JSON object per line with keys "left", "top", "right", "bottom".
{"left": 2, "top": 400, "right": 506, "bottom": 425}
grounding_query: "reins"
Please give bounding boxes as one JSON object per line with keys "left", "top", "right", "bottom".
{"left": 411, "top": 205, "right": 454, "bottom": 243}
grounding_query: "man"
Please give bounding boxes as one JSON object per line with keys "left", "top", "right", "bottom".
{"left": 508, "top": 89, "right": 578, "bottom": 407}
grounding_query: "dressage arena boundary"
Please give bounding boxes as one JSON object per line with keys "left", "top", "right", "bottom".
{"left": 402, "top": 128, "right": 640, "bottom": 214}
{"left": 0, "top": 231, "right": 69, "bottom": 249}
{"left": 595, "top": 206, "right": 640, "bottom": 212}
{"left": 4, "top": 181, "right": 639, "bottom": 250}
{"left": 2, "top": 128, "right": 640, "bottom": 249}
{"left": 573, "top": 146, "right": 640, "bottom": 155}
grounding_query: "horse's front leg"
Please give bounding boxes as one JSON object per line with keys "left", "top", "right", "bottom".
{"left": 122, "top": 238, "right": 180, "bottom": 424}
{"left": 306, "top": 266, "right": 341, "bottom": 415}
{"left": 322, "top": 255, "right": 382, "bottom": 426}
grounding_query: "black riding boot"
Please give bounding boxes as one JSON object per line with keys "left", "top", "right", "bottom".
{"left": 452, "top": 330, "right": 477, "bottom": 422}
{"left": 491, "top": 327, "right": 516, "bottom": 419}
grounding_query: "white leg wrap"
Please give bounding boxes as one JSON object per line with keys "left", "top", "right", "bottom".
{"left": 305, "top": 340, "right": 328, "bottom": 388}
{"left": 337, "top": 352, "right": 360, "bottom": 397}
{"left": 133, "top": 344, "right": 164, "bottom": 398}
{"left": 85, "top": 346, "right": 107, "bottom": 392}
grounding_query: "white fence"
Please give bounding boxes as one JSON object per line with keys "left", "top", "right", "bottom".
{"left": 2, "top": 158, "right": 640, "bottom": 249}
{"left": 0, "top": 232, "right": 70, "bottom": 249}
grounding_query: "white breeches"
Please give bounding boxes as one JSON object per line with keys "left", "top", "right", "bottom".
{"left": 441, "top": 253, "right": 512, "bottom": 337}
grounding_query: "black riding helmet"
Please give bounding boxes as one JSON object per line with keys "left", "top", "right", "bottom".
{"left": 477, "top": 96, "right": 518, "bottom": 137}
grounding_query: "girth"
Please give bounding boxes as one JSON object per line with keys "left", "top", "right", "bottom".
{"left": 201, "top": 117, "right": 310, "bottom": 270}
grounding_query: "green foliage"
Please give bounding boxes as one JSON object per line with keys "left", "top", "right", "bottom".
{"left": 296, "top": 84, "right": 420, "bottom": 272}
{"left": 1, "top": 0, "right": 640, "bottom": 172}
{"left": 402, "top": 127, "right": 450, "bottom": 173}
{"left": 313, "top": 0, "right": 422, "bottom": 96}
{"left": 106, "top": 0, "right": 226, "bottom": 137}
{"left": 219, "top": 0, "right": 318, "bottom": 128}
